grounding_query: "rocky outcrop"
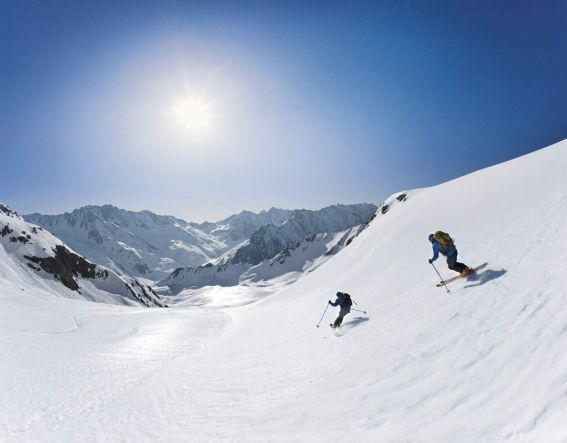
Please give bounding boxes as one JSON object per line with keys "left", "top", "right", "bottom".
{"left": 0, "top": 204, "right": 23, "bottom": 220}
{"left": 1, "top": 203, "right": 166, "bottom": 307}
{"left": 24, "top": 245, "right": 107, "bottom": 291}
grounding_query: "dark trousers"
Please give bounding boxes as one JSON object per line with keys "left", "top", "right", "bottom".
{"left": 447, "top": 253, "right": 467, "bottom": 273}
{"left": 333, "top": 307, "right": 350, "bottom": 328}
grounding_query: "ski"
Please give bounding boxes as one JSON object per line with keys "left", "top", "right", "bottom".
{"left": 436, "top": 262, "right": 488, "bottom": 287}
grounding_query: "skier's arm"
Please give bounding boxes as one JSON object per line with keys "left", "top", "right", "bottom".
{"left": 329, "top": 298, "right": 339, "bottom": 306}
{"left": 430, "top": 243, "right": 440, "bottom": 262}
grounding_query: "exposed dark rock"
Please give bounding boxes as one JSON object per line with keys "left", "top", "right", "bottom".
{"left": 396, "top": 193, "right": 407, "bottom": 202}
{"left": 16, "top": 236, "right": 30, "bottom": 244}
{"left": 146, "top": 285, "right": 162, "bottom": 299}
{"left": 125, "top": 281, "right": 166, "bottom": 308}
{"left": 125, "top": 283, "right": 146, "bottom": 306}
{"left": 170, "top": 267, "right": 186, "bottom": 278}
{"left": 1, "top": 223, "right": 13, "bottom": 237}
{"left": 0, "top": 204, "right": 22, "bottom": 219}
{"left": 24, "top": 245, "right": 104, "bottom": 291}
{"left": 232, "top": 224, "right": 292, "bottom": 265}
{"left": 381, "top": 204, "right": 390, "bottom": 214}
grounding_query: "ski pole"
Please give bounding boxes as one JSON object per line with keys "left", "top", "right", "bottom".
{"left": 430, "top": 261, "right": 450, "bottom": 293}
{"left": 351, "top": 308, "right": 367, "bottom": 314}
{"left": 316, "top": 303, "right": 330, "bottom": 328}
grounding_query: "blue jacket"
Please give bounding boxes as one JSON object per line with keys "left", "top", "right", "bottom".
{"left": 329, "top": 294, "right": 351, "bottom": 312}
{"left": 430, "top": 240, "right": 457, "bottom": 262}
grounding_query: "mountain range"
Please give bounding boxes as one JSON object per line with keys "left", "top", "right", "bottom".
{"left": 159, "top": 203, "right": 378, "bottom": 292}
{"left": 18, "top": 202, "right": 378, "bottom": 299}
{"left": 25, "top": 205, "right": 297, "bottom": 281}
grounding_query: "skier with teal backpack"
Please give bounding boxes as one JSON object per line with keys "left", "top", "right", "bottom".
{"left": 428, "top": 231, "right": 473, "bottom": 277}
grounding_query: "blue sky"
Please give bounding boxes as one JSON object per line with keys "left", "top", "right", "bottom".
{"left": 2, "top": 0, "right": 567, "bottom": 222}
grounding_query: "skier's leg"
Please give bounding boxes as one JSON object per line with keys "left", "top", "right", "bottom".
{"left": 337, "top": 308, "right": 349, "bottom": 327}
{"left": 334, "top": 312, "right": 345, "bottom": 328}
{"left": 446, "top": 254, "right": 458, "bottom": 272}
{"left": 447, "top": 253, "right": 466, "bottom": 273}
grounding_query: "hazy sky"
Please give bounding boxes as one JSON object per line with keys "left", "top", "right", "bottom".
{"left": 2, "top": 0, "right": 567, "bottom": 222}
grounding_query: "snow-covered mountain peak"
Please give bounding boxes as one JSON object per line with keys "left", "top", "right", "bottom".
{"left": 231, "top": 203, "right": 377, "bottom": 266}
{"left": 0, "top": 203, "right": 23, "bottom": 220}
{"left": 26, "top": 205, "right": 300, "bottom": 280}
{"left": 160, "top": 203, "right": 378, "bottom": 291}
{"left": 25, "top": 205, "right": 223, "bottom": 279}
{"left": 0, "top": 208, "right": 165, "bottom": 307}
{"left": 192, "top": 207, "right": 293, "bottom": 241}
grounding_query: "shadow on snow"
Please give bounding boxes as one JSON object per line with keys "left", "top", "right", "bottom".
{"left": 342, "top": 316, "right": 370, "bottom": 329}
{"left": 464, "top": 268, "right": 507, "bottom": 288}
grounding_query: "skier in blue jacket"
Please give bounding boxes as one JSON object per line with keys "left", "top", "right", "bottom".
{"left": 328, "top": 292, "right": 352, "bottom": 328}
{"left": 428, "top": 233, "right": 472, "bottom": 276}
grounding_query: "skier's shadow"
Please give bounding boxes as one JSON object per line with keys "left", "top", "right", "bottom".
{"left": 463, "top": 268, "right": 507, "bottom": 288}
{"left": 342, "top": 316, "right": 369, "bottom": 329}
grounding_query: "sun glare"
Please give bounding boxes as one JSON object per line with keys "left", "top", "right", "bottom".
{"left": 171, "top": 96, "right": 214, "bottom": 139}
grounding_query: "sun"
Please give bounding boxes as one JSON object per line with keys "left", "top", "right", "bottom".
{"left": 171, "top": 96, "right": 214, "bottom": 138}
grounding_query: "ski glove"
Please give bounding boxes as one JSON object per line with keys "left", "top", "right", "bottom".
{"left": 428, "top": 258, "right": 433, "bottom": 264}
{"left": 328, "top": 300, "right": 332, "bottom": 304}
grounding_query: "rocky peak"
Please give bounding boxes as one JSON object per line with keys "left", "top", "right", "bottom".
{"left": 0, "top": 203, "right": 23, "bottom": 220}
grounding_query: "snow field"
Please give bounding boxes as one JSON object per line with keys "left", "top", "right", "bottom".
{"left": 1, "top": 140, "right": 567, "bottom": 441}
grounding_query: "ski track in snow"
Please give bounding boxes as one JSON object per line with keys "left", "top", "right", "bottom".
{"left": 2, "top": 141, "right": 567, "bottom": 441}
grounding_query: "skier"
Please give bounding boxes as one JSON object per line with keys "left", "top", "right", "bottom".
{"left": 328, "top": 292, "right": 352, "bottom": 328}
{"left": 428, "top": 232, "right": 473, "bottom": 276}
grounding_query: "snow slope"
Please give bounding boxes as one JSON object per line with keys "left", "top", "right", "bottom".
{"left": 1, "top": 140, "right": 567, "bottom": 441}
